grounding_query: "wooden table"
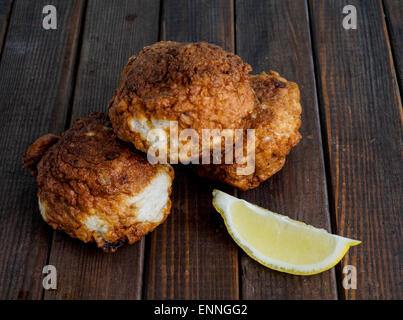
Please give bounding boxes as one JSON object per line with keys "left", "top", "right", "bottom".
{"left": 0, "top": 0, "right": 401, "bottom": 300}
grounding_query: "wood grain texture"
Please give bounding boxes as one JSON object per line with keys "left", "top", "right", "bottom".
{"left": 1, "top": 0, "right": 400, "bottom": 301}
{"left": 0, "top": 0, "right": 12, "bottom": 55}
{"left": 0, "top": 0, "right": 85, "bottom": 299}
{"left": 310, "top": 0, "right": 403, "bottom": 299}
{"left": 0, "top": 0, "right": 10, "bottom": 27}
{"left": 383, "top": 0, "right": 403, "bottom": 90}
{"left": 44, "top": 0, "right": 160, "bottom": 300}
{"left": 236, "top": 0, "right": 337, "bottom": 299}
{"left": 143, "top": 0, "right": 239, "bottom": 299}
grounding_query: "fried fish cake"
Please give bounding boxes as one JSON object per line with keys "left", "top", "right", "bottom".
{"left": 108, "top": 41, "right": 255, "bottom": 163}
{"left": 23, "top": 113, "right": 174, "bottom": 252}
{"left": 195, "top": 71, "right": 302, "bottom": 190}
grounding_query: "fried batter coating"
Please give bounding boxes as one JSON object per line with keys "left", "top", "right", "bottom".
{"left": 108, "top": 41, "right": 301, "bottom": 190}
{"left": 195, "top": 71, "right": 302, "bottom": 190}
{"left": 22, "top": 133, "right": 60, "bottom": 176}
{"left": 108, "top": 41, "right": 255, "bottom": 162}
{"left": 23, "top": 113, "right": 174, "bottom": 252}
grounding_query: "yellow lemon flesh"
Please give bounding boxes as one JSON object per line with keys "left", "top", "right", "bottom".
{"left": 212, "top": 190, "right": 361, "bottom": 275}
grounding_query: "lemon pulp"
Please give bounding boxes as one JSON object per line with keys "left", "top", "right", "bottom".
{"left": 231, "top": 201, "right": 337, "bottom": 265}
{"left": 213, "top": 189, "right": 361, "bottom": 275}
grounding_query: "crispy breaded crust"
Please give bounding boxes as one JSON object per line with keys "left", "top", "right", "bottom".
{"left": 108, "top": 41, "right": 255, "bottom": 160}
{"left": 23, "top": 113, "right": 174, "bottom": 252}
{"left": 196, "top": 71, "right": 302, "bottom": 190}
{"left": 23, "top": 133, "right": 60, "bottom": 176}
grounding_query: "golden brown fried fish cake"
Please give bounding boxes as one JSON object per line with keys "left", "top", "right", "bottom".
{"left": 195, "top": 71, "right": 302, "bottom": 190}
{"left": 23, "top": 113, "right": 174, "bottom": 252}
{"left": 108, "top": 41, "right": 255, "bottom": 162}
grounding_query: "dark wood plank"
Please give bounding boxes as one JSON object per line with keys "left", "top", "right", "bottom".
{"left": 143, "top": 0, "right": 239, "bottom": 299}
{"left": 0, "top": 0, "right": 85, "bottom": 299}
{"left": 236, "top": 0, "right": 338, "bottom": 299}
{"left": 0, "top": 0, "right": 12, "bottom": 54}
{"left": 0, "top": 0, "right": 10, "bottom": 27}
{"left": 44, "top": 0, "right": 160, "bottom": 300}
{"left": 383, "top": 0, "right": 403, "bottom": 90}
{"left": 310, "top": 0, "right": 403, "bottom": 299}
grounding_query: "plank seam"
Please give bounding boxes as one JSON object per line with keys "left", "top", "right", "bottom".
{"left": 380, "top": 0, "right": 403, "bottom": 110}
{"left": 157, "top": 0, "right": 163, "bottom": 44}
{"left": 64, "top": 0, "right": 89, "bottom": 130}
{"left": 233, "top": 0, "right": 237, "bottom": 56}
{"left": 41, "top": 0, "right": 89, "bottom": 300}
{"left": 306, "top": 0, "right": 341, "bottom": 300}
{"left": 0, "top": 0, "right": 14, "bottom": 61}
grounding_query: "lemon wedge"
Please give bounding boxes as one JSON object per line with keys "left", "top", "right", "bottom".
{"left": 213, "top": 190, "right": 361, "bottom": 275}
